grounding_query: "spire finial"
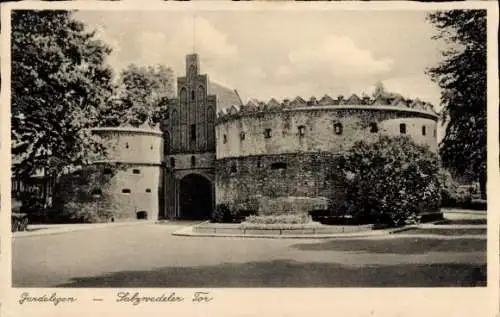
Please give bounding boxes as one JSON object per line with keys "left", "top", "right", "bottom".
{"left": 192, "top": 15, "right": 196, "bottom": 53}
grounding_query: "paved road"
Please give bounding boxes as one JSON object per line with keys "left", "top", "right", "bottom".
{"left": 12, "top": 222, "right": 486, "bottom": 287}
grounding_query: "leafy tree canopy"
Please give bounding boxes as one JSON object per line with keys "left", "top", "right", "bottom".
{"left": 426, "top": 10, "right": 487, "bottom": 197}
{"left": 12, "top": 10, "right": 115, "bottom": 177}
{"left": 99, "top": 64, "right": 175, "bottom": 127}
{"left": 338, "top": 135, "right": 440, "bottom": 227}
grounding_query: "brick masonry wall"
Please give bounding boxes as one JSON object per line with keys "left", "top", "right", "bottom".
{"left": 215, "top": 153, "right": 348, "bottom": 213}
{"left": 216, "top": 107, "right": 438, "bottom": 159}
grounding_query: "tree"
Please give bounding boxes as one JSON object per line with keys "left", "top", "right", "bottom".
{"left": 338, "top": 136, "right": 441, "bottom": 227}
{"left": 426, "top": 10, "right": 487, "bottom": 199}
{"left": 11, "top": 10, "right": 115, "bottom": 178}
{"left": 99, "top": 64, "right": 175, "bottom": 127}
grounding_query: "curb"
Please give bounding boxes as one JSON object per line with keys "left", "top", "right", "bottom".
{"left": 12, "top": 221, "right": 155, "bottom": 239}
{"left": 172, "top": 226, "right": 394, "bottom": 239}
{"left": 172, "top": 223, "right": 487, "bottom": 240}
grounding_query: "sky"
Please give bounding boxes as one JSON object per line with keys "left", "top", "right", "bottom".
{"left": 75, "top": 10, "right": 448, "bottom": 108}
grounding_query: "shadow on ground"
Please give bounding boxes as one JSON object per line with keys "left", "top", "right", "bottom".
{"left": 291, "top": 238, "right": 486, "bottom": 254}
{"left": 52, "top": 260, "right": 486, "bottom": 288}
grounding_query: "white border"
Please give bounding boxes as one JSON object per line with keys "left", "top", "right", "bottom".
{"left": 1, "top": 2, "right": 498, "bottom": 317}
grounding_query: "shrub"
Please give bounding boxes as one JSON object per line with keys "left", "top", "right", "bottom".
{"left": 211, "top": 204, "right": 237, "bottom": 223}
{"left": 18, "top": 192, "right": 47, "bottom": 223}
{"left": 338, "top": 135, "right": 440, "bottom": 227}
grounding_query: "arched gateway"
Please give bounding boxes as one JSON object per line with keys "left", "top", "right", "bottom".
{"left": 179, "top": 174, "right": 213, "bottom": 220}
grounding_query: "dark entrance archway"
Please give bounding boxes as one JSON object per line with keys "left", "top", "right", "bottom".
{"left": 179, "top": 174, "right": 213, "bottom": 220}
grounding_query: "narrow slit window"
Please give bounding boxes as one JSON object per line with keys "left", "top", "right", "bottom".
{"left": 264, "top": 128, "right": 272, "bottom": 139}
{"left": 223, "top": 134, "right": 228, "bottom": 144}
{"left": 90, "top": 188, "right": 102, "bottom": 196}
{"left": 422, "top": 125, "right": 426, "bottom": 136}
{"left": 191, "top": 156, "right": 196, "bottom": 167}
{"left": 334, "top": 122, "right": 343, "bottom": 135}
{"left": 170, "top": 157, "right": 175, "bottom": 168}
{"left": 190, "top": 124, "right": 196, "bottom": 141}
{"left": 370, "top": 122, "right": 378, "bottom": 133}
{"left": 270, "top": 162, "right": 287, "bottom": 170}
{"left": 230, "top": 163, "right": 237, "bottom": 173}
{"left": 400, "top": 123, "right": 407, "bottom": 134}
{"left": 240, "top": 132, "right": 246, "bottom": 141}
{"left": 298, "top": 125, "right": 306, "bottom": 136}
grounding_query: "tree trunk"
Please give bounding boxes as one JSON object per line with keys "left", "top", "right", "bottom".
{"left": 479, "top": 169, "right": 487, "bottom": 200}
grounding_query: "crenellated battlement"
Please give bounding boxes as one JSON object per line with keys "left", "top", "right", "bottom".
{"left": 216, "top": 93, "right": 438, "bottom": 122}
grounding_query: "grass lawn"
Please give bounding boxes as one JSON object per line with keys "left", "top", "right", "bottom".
{"left": 291, "top": 237, "right": 486, "bottom": 254}
{"left": 400, "top": 228, "right": 486, "bottom": 236}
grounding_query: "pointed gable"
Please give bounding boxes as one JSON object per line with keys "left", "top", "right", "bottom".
{"left": 243, "top": 100, "right": 258, "bottom": 113}
{"left": 228, "top": 105, "right": 240, "bottom": 115}
{"left": 318, "top": 94, "right": 335, "bottom": 106}
{"left": 346, "top": 94, "right": 362, "bottom": 105}
{"left": 372, "top": 95, "right": 390, "bottom": 106}
{"left": 409, "top": 98, "right": 423, "bottom": 109}
{"left": 267, "top": 98, "right": 281, "bottom": 109}
{"left": 289, "top": 96, "right": 306, "bottom": 108}
{"left": 336, "top": 95, "right": 345, "bottom": 105}
{"left": 307, "top": 96, "right": 317, "bottom": 106}
{"left": 391, "top": 95, "right": 407, "bottom": 108}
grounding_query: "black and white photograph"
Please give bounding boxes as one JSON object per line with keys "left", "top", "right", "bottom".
{"left": 0, "top": 2, "right": 497, "bottom": 315}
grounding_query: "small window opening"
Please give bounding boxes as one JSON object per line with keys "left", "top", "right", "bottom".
{"left": 191, "top": 90, "right": 195, "bottom": 100}
{"left": 230, "top": 163, "right": 237, "bottom": 173}
{"left": 150, "top": 145, "right": 154, "bottom": 150}
{"left": 271, "top": 162, "right": 287, "bottom": 170}
{"left": 433, "top": 129, "right": 437, "bottom": 137}
{"left": 170, "top": 157, "right": 175, "bottom": 168}
{"left": 400, "top": 123, "right": 407, "bottom": 134}
{"left": 145, "top": 188, "right": 151, "bottom": 193}
{"left": 298, "top": 125, "right": 306, "bottom": 136}
{"left": 125, "top": 142, "right": 129, "bottom": 149}
{"left": 240, "top": 132, "right": 246, "bottom": 141}
{"left": 122, "top": 189, "right": 131, "bottom": 194}
{"left": 133, "top": 169, "right": 141, "bottom": 174}
{"left": 334, "top": 122, "right": 343, "bottom": 135}
{"left": 103, "top": 168, "right": 112, "bottom": 175}
{"left": 264, "top": 128, "right": 272, "bottom": 139}
{"left": 257, "top": 158, "right": 262, "bottom": 168}
{"left": 422, "top": 125, "right": 427, "bottom": 136}
{"left": 190, "top": 124, "right": 196, "bottom": 141}
{"left": 223, "top": 134, "right": 228, "bottom": 144}
{"left": 191, "top": 155, "right": 196, "bottom": 167}
{"left": 90, "top": 188, "right": 102, "bottom": 196}
{"left": 136, "top": 211, "right": 148, "bottom": 220}
{"left": 370, "top": 122, "right": 378, "bottom": 133}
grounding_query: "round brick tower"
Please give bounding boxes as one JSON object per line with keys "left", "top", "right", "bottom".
{"left": 90, "top": 123, "right": 164, "bottom": 221}
{"left": 214, "top": 93, "right": 438, "bottom": 212}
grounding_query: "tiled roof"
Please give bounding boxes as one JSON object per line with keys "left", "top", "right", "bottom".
{"left": 208, "top": 81, "right": 243, "bottom": 111}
